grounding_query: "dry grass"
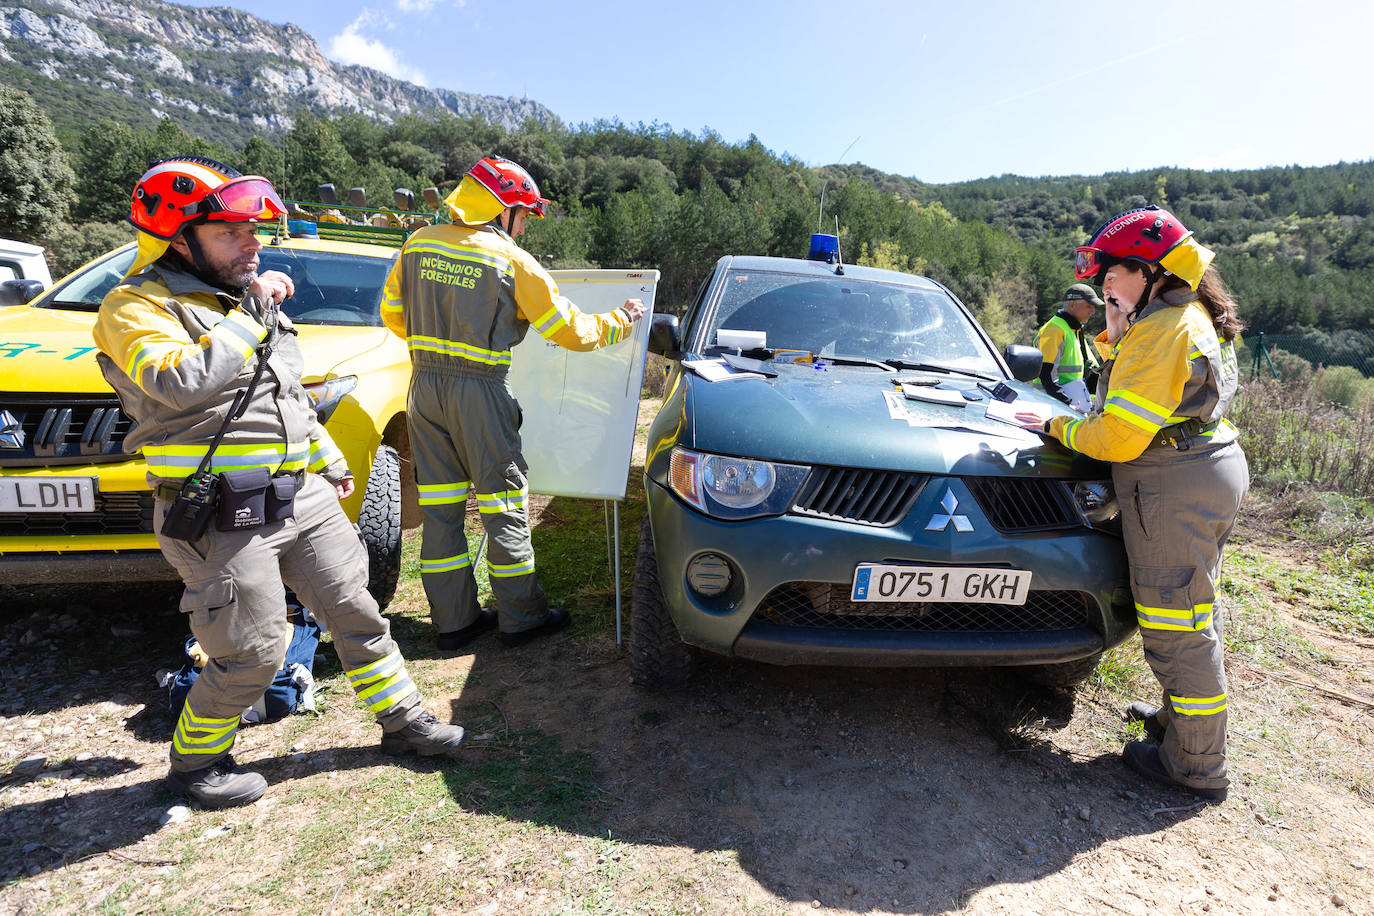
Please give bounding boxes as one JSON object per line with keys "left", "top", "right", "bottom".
{"left": 2, "top": 395, "right": 1373, "bottom": 914}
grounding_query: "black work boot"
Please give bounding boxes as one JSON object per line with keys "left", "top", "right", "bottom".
{"left": 380, "top": 712, "right": 466, "bottom": 757}
{"left": 1122, "top": 741, "right": 1227, "bottom": 802}
{"left": 1126, "top": 701, "right": 1166, "bottom": 742}
{"left": 437, "top": 608, "right": 498, "bottom": 653}
{"left": 500, "top": 608, "right": 571, "bottom": 648}
{"left": 166, "top": 756, "right": 267, "bottom": 809}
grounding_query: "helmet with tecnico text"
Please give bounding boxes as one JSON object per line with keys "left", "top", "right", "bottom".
{"left": 1074, "top": 205, "right": 1214, "bottom": 290}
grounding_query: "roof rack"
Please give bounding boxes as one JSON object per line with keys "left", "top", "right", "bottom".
{"left": 278, "top": 197, "right": 446, "bottom": 248}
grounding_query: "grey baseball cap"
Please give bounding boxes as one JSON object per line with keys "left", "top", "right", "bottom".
{"left": 1064, "top": 283, "right": 1104, "bottom": 306}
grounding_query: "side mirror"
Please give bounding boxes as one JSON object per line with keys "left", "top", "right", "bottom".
{"left": 648, "top": 313, "right": 680, "bottom": 357}
{"left": 0, "top": 279, "right": 45, "bottom": 306}
{"left": 1003, "top": 344, "right": 1043, "bottom": 382}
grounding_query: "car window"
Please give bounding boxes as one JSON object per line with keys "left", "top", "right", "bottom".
{"left": 265, "top": 249, "right": 394, "bottom": 327}
{"left": 704, "top": 270, "right": 1001, "bottom": 372}
{"left": 38, "top": 245, "right": 395, "bottom": 327}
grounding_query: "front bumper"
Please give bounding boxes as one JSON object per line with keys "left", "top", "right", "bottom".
{"left": 646, "top": 478, "right": 1135, "bottom": 668}
{"left": 0, "top": 549, "right": 177, "bottom": 585}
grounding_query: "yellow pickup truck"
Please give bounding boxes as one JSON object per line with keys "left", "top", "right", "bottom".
{"left": 0, "top": 228, "right": 415, "bottom": 607}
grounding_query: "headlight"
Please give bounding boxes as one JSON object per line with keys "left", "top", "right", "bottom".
{"left": 1072, "top": 480, "right": 1120, "bottom": 529}
{"left": 702, "top": 455, "right": 775, "bottom": 508}
{"left": 668, "top": 447, "right": 809, "bottom": 519}
{"left": 302, "top": 375, "right": 359, "bottom": 423}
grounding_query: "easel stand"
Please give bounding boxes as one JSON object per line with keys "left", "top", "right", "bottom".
{"left": 604, "top": 500, "right": 623, "bottom": 647}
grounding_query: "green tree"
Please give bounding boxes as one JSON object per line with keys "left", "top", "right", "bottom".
{"left": 283, "top": 114, "right": 356, "bottom": 202}
{"left": 0, "top": 86, "right": 77, "bottom": 240}
{"left": 241, "top": 136, "right": 285, "bottom": 189}
{"left": 74, "top": 120, "right": 152, "bottom": 222}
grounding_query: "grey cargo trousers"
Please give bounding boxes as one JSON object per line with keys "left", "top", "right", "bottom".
{"left": 1116, "top": 438, "right": 1249, "bottom": 792}
{"left": 406, "top": 368, "right": 549, "bottom": 636}
{"left": 155, "top": 473, "right": 424, "bottom": 773}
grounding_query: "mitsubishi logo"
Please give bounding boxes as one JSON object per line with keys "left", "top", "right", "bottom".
{"left": 0, "top": 410, "right": 23, "bottom": 449}
{"left": 925, "top": 487, "right": 973, "bottom": 532}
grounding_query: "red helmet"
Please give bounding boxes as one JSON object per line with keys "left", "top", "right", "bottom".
{"left": 1074, "top": 205, "right": 1192, "bottom": 283}
{"left": 129, "top": 156, "right": 286, "bottom": 240}
{"left": 466, "top": 156, "right": 549, "bottom": 217}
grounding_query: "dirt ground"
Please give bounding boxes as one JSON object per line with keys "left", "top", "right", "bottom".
{"left": 1, "top": 516, "right": 1372, "bottom": 914}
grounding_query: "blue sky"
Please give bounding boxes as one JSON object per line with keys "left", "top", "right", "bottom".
{"left": 180, "top": 0, "right": 1374, "bottom": 184}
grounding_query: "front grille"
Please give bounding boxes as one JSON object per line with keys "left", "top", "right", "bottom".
{"left": 0, "top": 394, "right": 132, "bottom": 466}
{"left": 963, "top": 477, "right": 1080, "bottom": 532}
{"left": 754, "top": 581, "right": 1093, "bottom": 632}
{"left": 792, "top": 467, "right": 927, "bottom": 527}
{"left": 0, "top": 491, "right": 154, "bottom": 537}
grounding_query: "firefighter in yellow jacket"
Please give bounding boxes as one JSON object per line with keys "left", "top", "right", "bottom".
{"left": 1034, "top": 283, "right": 1102, "bottom": 408}
{"left": 94, "top": 157, "right": 467, "bottom": 809}
{"left": 382, "top": 156, "right": 645, "bottom": 652}
{"left": 1021, "top": 206, "right": 1248, "bottom": 801}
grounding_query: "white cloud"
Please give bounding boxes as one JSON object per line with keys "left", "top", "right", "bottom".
{"left": 327, "top": 11, "right": 428, "bottom": 86}
{"left": 397, "top": 0, "right": 466, "bottom": 11}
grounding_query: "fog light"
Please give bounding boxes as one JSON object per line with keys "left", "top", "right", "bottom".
{"left": 686, "top": 553, "right": 731, "bottom": 597}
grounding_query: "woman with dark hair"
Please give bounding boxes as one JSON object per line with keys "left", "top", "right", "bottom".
{"left": 1021, "top": 205, "right": 1249, "bottom": 802}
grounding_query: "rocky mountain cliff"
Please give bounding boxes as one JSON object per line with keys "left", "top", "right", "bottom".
{"left": 1, "top": 0, "right": 559, "bottom": 144}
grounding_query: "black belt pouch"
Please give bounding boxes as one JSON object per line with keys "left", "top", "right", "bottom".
{"left": 217, "top": 467, "right": 271, "bottom": 531}
{"left": 161, "top": 474, "right": 219, "bottom": 542}
{"left": 265, "top": 473, "right": 298, "bottom": 523}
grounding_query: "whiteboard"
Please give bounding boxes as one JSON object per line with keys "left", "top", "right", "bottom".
{"left": 508, "top": 269, "right": 659, "bottom": 500}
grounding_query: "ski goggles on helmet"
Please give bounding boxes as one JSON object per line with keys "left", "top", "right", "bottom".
{"left": 1073, "top": 246, "right": 1108, "bottom": 282}
{"left": 196, "top": 176, "right": 287, "bottom": 222}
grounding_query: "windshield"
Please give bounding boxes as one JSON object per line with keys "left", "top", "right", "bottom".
{"left": 701, "top": 270, "right": 1002, "bottom": 374}
{"left": 39, "top": 245, "right": 395, "bottom": 327}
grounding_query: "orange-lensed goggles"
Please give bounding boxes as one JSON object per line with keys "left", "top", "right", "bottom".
{"left": 1073, "top": 247, "right": 1105, "bottom": 281}
{"left": 200, "top": 176, "right": 286, "bottom": 222}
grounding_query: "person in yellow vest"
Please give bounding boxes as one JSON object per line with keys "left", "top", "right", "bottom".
{"left": 94, "top": 157, "right": 467, "bottom": 809}
{"left": 382, "top": 156, "right": 645, "bottom": 652}
{"left": 1019, "top": 206, "right": 1248, "bottom": 802}
{"left": 1034, "top": 283, "right": 1102, "bottom": 409}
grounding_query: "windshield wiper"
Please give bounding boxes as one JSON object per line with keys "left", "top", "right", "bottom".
{"left": 824, "top": 354, "right": 897, "bottom": 371}
{"left": 884, "top": 359, "right": 996, "bottom": 381}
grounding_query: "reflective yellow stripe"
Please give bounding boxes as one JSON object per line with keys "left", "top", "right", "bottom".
{"left": 489, "top": 558, "right": 535, "bottom": 578}
{"left": 1062, "top": 417, "right": 1083, "bottom": 451}
{"left": 408, "top": 336, "right": 512, "bottom": 366}
{"left": 532, "top": 303, "right": 568, "bottom": 337}
{"left": 418, "top": 481, "right": 471, "bottom": 505}
{"left": 1136, "top": 601, "right": 1214, "bottom": 631}
{"left": 308, "top": 438, "right": 343, "bottom": 472}
{"left": 1104, "top": 390, "right": 1169, "bottom": 433}
{"left": 421, "top": 553, "right": 471, "bottom": 573}
{"left": 405, "top": 240, "right": 513, "bottom": 275}
{"left": 172, "top": 703, "right": 239, "bottom": 756}
{"left": 476, "top": 489, "right": 527, "bottom": 514}
{"left": 345, "top": 649, "right": 418, "bottom": 713}
{"left": 1171, "top": 693, "right": 1227, "bottom": 716}
{"left": 144, "top": 441, "right": 310, "bottom": 478}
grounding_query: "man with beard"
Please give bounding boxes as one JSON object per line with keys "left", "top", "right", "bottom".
{"left": 93, "top": 157, "right": 467, "bottom": 809}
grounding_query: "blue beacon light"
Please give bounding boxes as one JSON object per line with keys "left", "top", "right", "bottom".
{"left": 807, "top": 233, "right": 839, "bottom": 263}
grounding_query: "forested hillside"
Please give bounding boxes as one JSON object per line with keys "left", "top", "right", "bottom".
{"left": 4, "top": 84, "right": 1371, "bottom": 374}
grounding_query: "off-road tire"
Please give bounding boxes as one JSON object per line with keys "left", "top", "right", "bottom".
{"left": 1020, "top": 652, "right": 1102, "bottom": 689}
{"left": 357, "top": 444, "right": 402, "bottom": 610}
{"left": 629, "top": 516, "right": 692, "bottom": 689}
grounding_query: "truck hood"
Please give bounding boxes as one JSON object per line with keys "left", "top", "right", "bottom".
{"left": 0, "top": 304, "right": 391, "bottom": 393}
{"left": 685, "top": 363, "right": 1106, "bottom": 478}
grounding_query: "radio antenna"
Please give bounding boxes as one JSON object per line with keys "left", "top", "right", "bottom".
{"left": 817, "top": 136, "right": 861, "bottom": 230}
